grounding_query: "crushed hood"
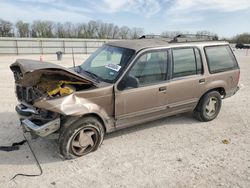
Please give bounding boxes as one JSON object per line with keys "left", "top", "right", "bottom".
{"left": 10, "top": 59, "right": 94, "bottom": 86}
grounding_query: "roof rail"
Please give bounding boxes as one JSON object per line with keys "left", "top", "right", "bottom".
{"left": 138, "top": 34, "right": 219, "bottom": 43}
{"left": 139, "top": 35, "right": 171, "bottom": 40}
{"left": 170, "top": 34, "right": 218, "bottom": 43}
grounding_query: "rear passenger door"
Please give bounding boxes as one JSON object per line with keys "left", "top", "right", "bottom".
{"left": 166, "top": 47, "right": 205, "bottom": 112}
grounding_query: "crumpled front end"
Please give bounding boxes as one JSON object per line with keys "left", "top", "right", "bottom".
{"left": 10, "top": 59, "right": 96, "bottom": 138}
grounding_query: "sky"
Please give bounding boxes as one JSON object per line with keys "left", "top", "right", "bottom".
{"left": 0, "top": 0, "right": 250, "bottom": 37}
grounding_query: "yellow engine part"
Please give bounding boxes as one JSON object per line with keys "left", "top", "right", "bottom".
{"left": 48, "top": 84, "right": 75, "bottom": 96}
{"left": 38, "top": 80, "right": 86, "bottom": 97}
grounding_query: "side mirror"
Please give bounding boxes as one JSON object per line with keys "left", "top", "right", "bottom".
{"left": 117, "top": 76, "right": 139, "bottom": 90}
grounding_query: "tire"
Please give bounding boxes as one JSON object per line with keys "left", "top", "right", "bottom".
{"left": 194, "top": 91, "right": 222, "bottom": 122}
{"left": 59, "top": 116, "right": 105, "bottom": 159}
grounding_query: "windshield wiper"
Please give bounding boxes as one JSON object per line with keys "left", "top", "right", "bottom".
{"left": 74, "top": 66, "right": 82, "bottom": 74}
{"left": 83, "top": 70, "right": 100, "bottom": 83}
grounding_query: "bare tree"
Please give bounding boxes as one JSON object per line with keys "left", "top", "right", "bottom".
{"left": 96, "top": 21, "right": 106, "bottom": 39}
{"left": 196, "top": 30, "right": 216, "bottom": 36}
{"left": 196, "top": 30, "right": 218, "bottom": 40}
{"left": 130, "top": 27, "right": 144, "bottom": 39}
{"left": 16, "top": 21, "right": 30, "bottom": 37}
{"left": 106, "top": 23, "right": 114, "bottom": 38}
{"left": 31, "top": 21, "right": 54, "bottom": 38}
{"left": 161, "top": 31, "right": 183, "bottom": 38}
{"left": 119, "top": 26, "right": 131, "bottom": 39}
{"left": 0, "top": 19, "right": 13, "bottom": 37}
{"left": 86, "top": 21, "right": 98, "bottom": 38}
{"left": 63, "top": 22, "right": 71, "bottom": 38}
{"left": 55, "top": 22, "right": 65, "bottom": 38}
{"left": 0, "top": 18, "right": 145, "bottom": 39}
{"left": 75, "top": 23, "right": 87, "bottom": 38}
{"left": 112, "top": 26, "right": 119, "bottom": 39}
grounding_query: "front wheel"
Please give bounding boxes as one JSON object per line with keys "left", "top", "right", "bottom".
{"left": 59, "top": 116, "right": 105, "bottom": 159}
{"left": 194, "top": 91, "right": 222, "bottom": 122}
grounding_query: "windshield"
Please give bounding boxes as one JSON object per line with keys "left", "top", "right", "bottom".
{"left": 80, "top": 45, "right": 135, "bottom": 83}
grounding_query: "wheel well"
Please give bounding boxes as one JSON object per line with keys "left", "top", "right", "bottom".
{"left": 82, "top": 113, "right": 107, "bottom": 133}
{"left": 195, "top": 87, "right": 225, "bottom": 110}
{"left": 207, "top": 87, "right": 226, "bottom": 98}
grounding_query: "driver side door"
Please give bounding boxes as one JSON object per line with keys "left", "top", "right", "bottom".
{"left": 114, "top": 49, "right": 169, "bottom": 129}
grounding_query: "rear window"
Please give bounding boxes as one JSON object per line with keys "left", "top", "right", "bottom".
{"left": 205, "top": 45, "right": 238, "bottom": 73}
{"left": 172, "top": 48, "right": 203, "bottom": 78}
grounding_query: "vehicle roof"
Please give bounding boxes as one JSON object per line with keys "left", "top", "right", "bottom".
{"left": 107, "top": 39, "right": 229, "bottom": 52}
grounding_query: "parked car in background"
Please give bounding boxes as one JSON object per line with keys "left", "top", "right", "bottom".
{"left": 235, "top": 43, "right": 250, "bottom": 49}
{"left": 10, "top": 35, "right": 240, "bottom": 159}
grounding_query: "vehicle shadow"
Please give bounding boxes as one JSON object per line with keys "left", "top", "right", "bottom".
{"left": 0, "top": 111, "right": 200, "bottom": 165}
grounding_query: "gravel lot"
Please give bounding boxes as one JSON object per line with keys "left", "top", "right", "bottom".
{"left": 0, "top": 50, "right": 249, "bottom": 188}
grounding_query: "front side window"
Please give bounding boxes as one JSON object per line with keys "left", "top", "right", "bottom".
{"left": 81, "top": 45, "right": 135, "bottom": 83}
{"left": 172, "top": 48, "right": 203, "bottom": 78}
{"left": 127, "top": 50, "right": 168, "bottom": 87}
{"left": 205, "top": 45, "right": 238, "bottom": 73}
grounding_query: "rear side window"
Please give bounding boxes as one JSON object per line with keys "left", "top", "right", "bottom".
{"left": 205, "top": 45, "right": 238, "bottom": 73}
{"left": 172, "top": 48, "right": 203, "bottom": 78}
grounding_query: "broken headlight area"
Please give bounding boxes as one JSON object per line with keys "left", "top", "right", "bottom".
{"left": 16, "top": 103, "right": 59, "bottom": 123}
{"left": 16, "top": 103, "right": 62, "bottom": 137}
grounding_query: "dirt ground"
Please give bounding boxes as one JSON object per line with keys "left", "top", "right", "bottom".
{"left": 0, "top": 50, "right": 249, "bottom": 188}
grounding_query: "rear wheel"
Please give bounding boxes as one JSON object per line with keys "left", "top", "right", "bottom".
{"left": 59, "top": 116, "right": 104, "bottom": 159}
{"left": 194, "top": 91, "right": 222, "bottom": 122}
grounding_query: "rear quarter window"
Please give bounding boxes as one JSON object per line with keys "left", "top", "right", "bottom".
{"left": 205, "top": 45, "right": 238, "bottom": 73}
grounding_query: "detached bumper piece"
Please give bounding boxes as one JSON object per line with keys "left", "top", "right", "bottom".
{"left": 16, "top": 103, "right": 38, "bottom": 117}
{"left": 21, "top": 118, "right": 60, "bottom": 137}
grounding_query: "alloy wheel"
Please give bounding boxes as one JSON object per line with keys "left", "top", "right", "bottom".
{"left": 205, "top": 97, "right": 218, "bottom": 117}
{"left": 71, "top": 126, "right": 99, "bottom": 156}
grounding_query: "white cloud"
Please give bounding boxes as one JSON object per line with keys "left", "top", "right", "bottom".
{"left": 19, "top": 0, "right": 59, "bottom": 3}
{"left": 0, "top": 1, "right": 92, "bottom": 23}
{"left": 17, "top": 0, "right": 92, "bottom": 14}
{"left": 170, "top": 15, "right": 203, "bottom": 23}
{"left": 96, "top": 0, "right": 162, "bottom": 17}
{"left": 101, "top": 0, "right": 128, "bottom": 12}
{"left": 170, "top": 0, "right": 250, "bottom": 12}
{"left": 165, "top": 0, "right": 250, "bottom": 24}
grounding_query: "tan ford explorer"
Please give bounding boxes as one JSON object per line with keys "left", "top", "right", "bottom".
{"left": 10, "top": 35, "right": 240, "bottom": 159}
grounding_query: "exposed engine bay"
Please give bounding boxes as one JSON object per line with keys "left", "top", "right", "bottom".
{"left": 15, "top": 77, "right": 91, "bottom": 103}
{"left": 10, "top": 59, "right": 94, "bottom": 104}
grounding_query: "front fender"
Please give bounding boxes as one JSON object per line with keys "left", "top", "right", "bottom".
{"left": 33, "top": 94, "right": 114, "bottom": 132}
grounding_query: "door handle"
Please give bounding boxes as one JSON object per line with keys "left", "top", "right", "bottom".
{"left": 199, "top": 78, "right": 205, "bottom": 84}
{"left": 159, "top": 86, "right": 167, "bottom": 92}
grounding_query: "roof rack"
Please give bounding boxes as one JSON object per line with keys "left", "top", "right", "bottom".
{"left": 138, "top": 34, "right": 218, "bottom": 43}
{"left": 139, "top": 35, "right": 172, "bottom": 41}
{"left": 139, "top": 35, "right": 163, "bottom": 39}
{"left": 170, "top": 34, "right": 218, "bottom": 43}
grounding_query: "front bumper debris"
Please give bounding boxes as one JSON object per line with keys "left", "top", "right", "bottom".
{"left": 16, "top": 103, "right": 38, "bottom": 117}
{"left": 21, "top": 118, "right": 60, "bottom": 137}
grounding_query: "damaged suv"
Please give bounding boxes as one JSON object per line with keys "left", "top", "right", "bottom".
{"left": 10, "top": 35, "right": 240, "bottom": 159}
